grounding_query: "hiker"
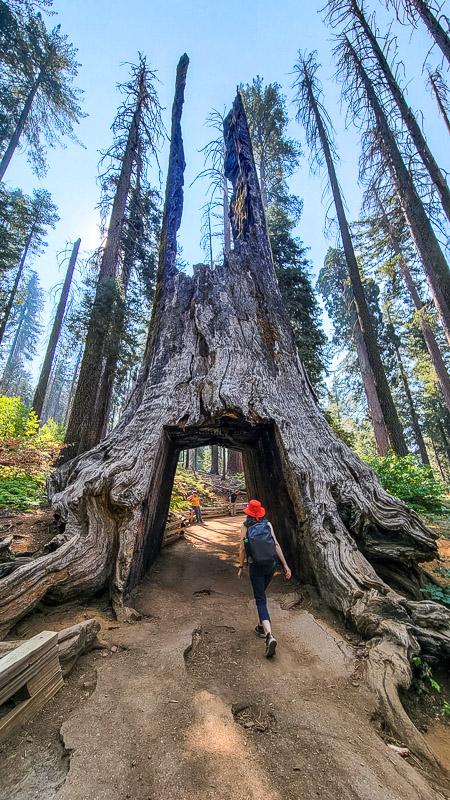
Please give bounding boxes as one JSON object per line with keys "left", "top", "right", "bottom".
{"left": 228, "top": 489, "right": 239, "bottom": 516}
{"left": 187, "top": 490, "right": 203, "bottom": 524}
{"left": 238, "top": 499, "right": 291, "bottom": 658}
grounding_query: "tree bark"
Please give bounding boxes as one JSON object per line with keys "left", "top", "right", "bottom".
{"left": 223, "top": 144, "right": 231, "bottom": 255}
{"left": 348, "top": 40, "right": 450, "bottom": 349}
{"left": 376, "top": 197, "right": 450, "bottom": 412}
{"left": 227, "top": 449, "right": 243, "bottom": 474}
{"left": 429, "top": 71, "right": 450, "bottom": 136}
{"left": 410, "top": 0, "right": 450, "bottom": 65}
{"left": 303, "top": 68, "right": 408, "bottom": 456}
{"left": 351, "top": 1, "right": 450, "bottom": 221}
{"left": 0, "top": 66, "right": 44, "bottom": 181}
{"left": 210, "top": 444, "right": 219, "bottom": 474}
{"left": 32, "top": 239, "right": 80, "bottom": 421}
{"left": 353, "top": 318, "right": 390, "bottom": 455}
{"left": 1, "top": 71, "right": 449, "bottom": 775}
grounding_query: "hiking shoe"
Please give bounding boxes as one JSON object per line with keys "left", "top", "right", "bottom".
{"left": 265, "top": 633, "right": 277, "bottom": 658}
{"left": 254, "top": 624, "right": 265, "bottom": 638}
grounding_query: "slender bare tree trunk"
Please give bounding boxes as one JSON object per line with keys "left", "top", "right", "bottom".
{"left": 351, "top": 2, "right": 450, "bottom": 221}
{"left": 393, "top": 338, "right": 430, "bottom": 464}
{"left": 410, "top": 0, "right": 450, "bottom": 64}
{"left": 0, "top": 66, "right": 44, "bottom": 180}
{"left": 63, "top": 346, "right": 82, "bottom": 427}
{"left": 429, "top": 71, "right": 450, "bottom": 136}
{"left": 353, "top": 319, "right": 390, "bottom": 455}
{"left": 63, "top": 76, "right": 146, "bottom": 460}
{"left": 377, "top": 200, "right": 450, "bottom": 412}
{"left": 0, "top": 225, "right": 36, "bottom": 347}
{"left": 32, "top": 239, "right": 80, "bottom": 420}
{"left": 303, "top": 70, "right": 408, "bottom": 455}
{"left": 348, "top": 41, "right": 450, "bottom": 348}
{"left": 431, "top": 438, "right": 446, "bottom": 481}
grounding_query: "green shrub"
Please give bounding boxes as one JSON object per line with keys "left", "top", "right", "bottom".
{"left": 0, "top": 397, "right": 64, "bottom": 511}
{"left": 364, "top": 453, "right": 447, "bottom": 514}
{"left": 421, "top": 566, "right": 450, "bottom": 607}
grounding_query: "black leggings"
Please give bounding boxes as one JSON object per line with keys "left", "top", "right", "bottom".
{"left": 249, "top": 563, "right": 275, "bottom": 622}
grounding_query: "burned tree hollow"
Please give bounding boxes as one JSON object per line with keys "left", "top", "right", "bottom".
{"left": 0, "top": 60, "right": 449, "bottom": 779}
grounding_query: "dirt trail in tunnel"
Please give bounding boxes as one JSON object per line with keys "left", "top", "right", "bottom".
{"left": 3, "top": 515, "right": 449, "bottom": 800}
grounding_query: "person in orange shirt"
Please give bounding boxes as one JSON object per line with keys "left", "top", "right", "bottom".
{"left": 187, "top": 491, "right": 203, "bottom": 524}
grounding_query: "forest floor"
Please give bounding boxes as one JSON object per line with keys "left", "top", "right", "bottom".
{"left": 0, "top": 515, "right": 450, "bottom": 800}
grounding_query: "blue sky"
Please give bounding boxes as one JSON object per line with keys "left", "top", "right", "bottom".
{"left": 3, "top": 0, "right": 449, "bottom": 377}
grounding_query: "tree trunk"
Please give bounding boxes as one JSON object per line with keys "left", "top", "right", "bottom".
{"left": 62, "top": 345, "right": 82, "bottom": 427}
{"left": 393, "top": 339, "right": 430, "bottom": 464}
{"left": 259, "top": 149, "right": 268, "bottom": 209}
{"left": 221, "top": 446, "right": 227, "bottom": 478}
{"left": 0, "top": 225, "right": 35, "bottom": 347}
{"left": 377, "top": 198, "right": 450, "bottom": 412}
{"left": 351, "top": 2, "right": 450, "bottom": 221}
{"left": 1, "top": 65, "right": 449, "bottom": 776}
{"left": 32, "top": 239, "right": 80, "bottom": 421}
{"left": 223, "top": 145, "right": 231, "bottom": 255}
{"left": 210, "top": 444, "right": 219, "bottom": 475}
{"left": 304, "top": 70, "right": 408, "bottom": 456}
{"left": 63, "top": 73, "right": 146, "bottom": 460}
{"left": 349, "top": 41, "right": 450, "bottom": 348}
{"left": 227, "top": 449, "right": 243, "bottom": 474}
{"left": 353, "top": 318, "right": 390, "bottom": 455}
{"left": 0, "top": 299, "right": 27, "bottom": 391}
{"left": 411, "top": 0, "right": 450, "bottom": 65}
{"left": 429, "top": 71, "right": 450, "bottom": 136}
{"left": 184, "top": 449, "right": 190, "bottom": 469}
{"left": 0, "top": 67, "right": 44, "bottom": 180}
{"left": 430, "top": 437, "right": 446, "bottom": 481}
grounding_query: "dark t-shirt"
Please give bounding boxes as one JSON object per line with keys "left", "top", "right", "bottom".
{"left": 230, "top": 492, "right": 238, "bottom": 503}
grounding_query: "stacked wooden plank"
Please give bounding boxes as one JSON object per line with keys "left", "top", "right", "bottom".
{"left": 0, "top": 630, "right": 63, "bottom": 744}
{"left": 198, "top": 502, "right": 247, "bottom": 518}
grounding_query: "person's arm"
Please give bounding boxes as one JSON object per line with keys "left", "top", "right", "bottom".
{"left": 268, "top": 523, "right": 292, "bottom": 579}
{"left": 238, "top": 524, "right": 246, "bottom": 578}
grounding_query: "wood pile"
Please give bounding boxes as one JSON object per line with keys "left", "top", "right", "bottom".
{"left": 0, "top": 630, "right": 63, "bottom": 744}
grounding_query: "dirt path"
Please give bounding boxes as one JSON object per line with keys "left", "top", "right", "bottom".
{"left": 1, "top": 515, "right": 449, "bottom": 799}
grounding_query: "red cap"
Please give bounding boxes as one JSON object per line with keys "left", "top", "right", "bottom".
{"left": 243, "top": 499, "right": 265, "bottom": 519}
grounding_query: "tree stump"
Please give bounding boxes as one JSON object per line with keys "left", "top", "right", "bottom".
{"left": 0, "top": 55, "right": 449, "bottom": 775}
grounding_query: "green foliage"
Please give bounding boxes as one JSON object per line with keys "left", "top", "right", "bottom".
{"left": 365, "top": 453, "right": 447, "bottom": 513}
{"left": 442, "top": 700, "right": 450, "bottom": 718}
{"left": 0, "top": 7, "right": 85, "bottom": 177}
{"left": 0, "top": 394, "right": 38, "bottom": 436}
{"left": 232, "top": 472, "right": 246, "bottom": 491}
{"left": 0, "top": 395, "right": 64, "bottom": 509}
{"left": 267, "top": 204, "right": 328, "bottom": 389}
{"left": 169, "top": 466, "right": 216, "bottom": 512}
{"left": 411, "top": 657, "right": 440, "bottom": 694}
{"left": 421, "top": 566, "right": 450, "bottom": 607}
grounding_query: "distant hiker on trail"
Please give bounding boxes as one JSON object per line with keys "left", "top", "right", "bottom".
{"left": 238, "top": 499, "right": 291, "bottom": 658}
{"left": 187, "top": 491, "right": 203, "bottom": 524}
{"left": 228, "top": 489, "right": 239, "bottom": 516}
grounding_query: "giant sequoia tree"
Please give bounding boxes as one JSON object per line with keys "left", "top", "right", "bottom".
{"left": 0, "top": 55, "right": 449, "bottom": 774}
